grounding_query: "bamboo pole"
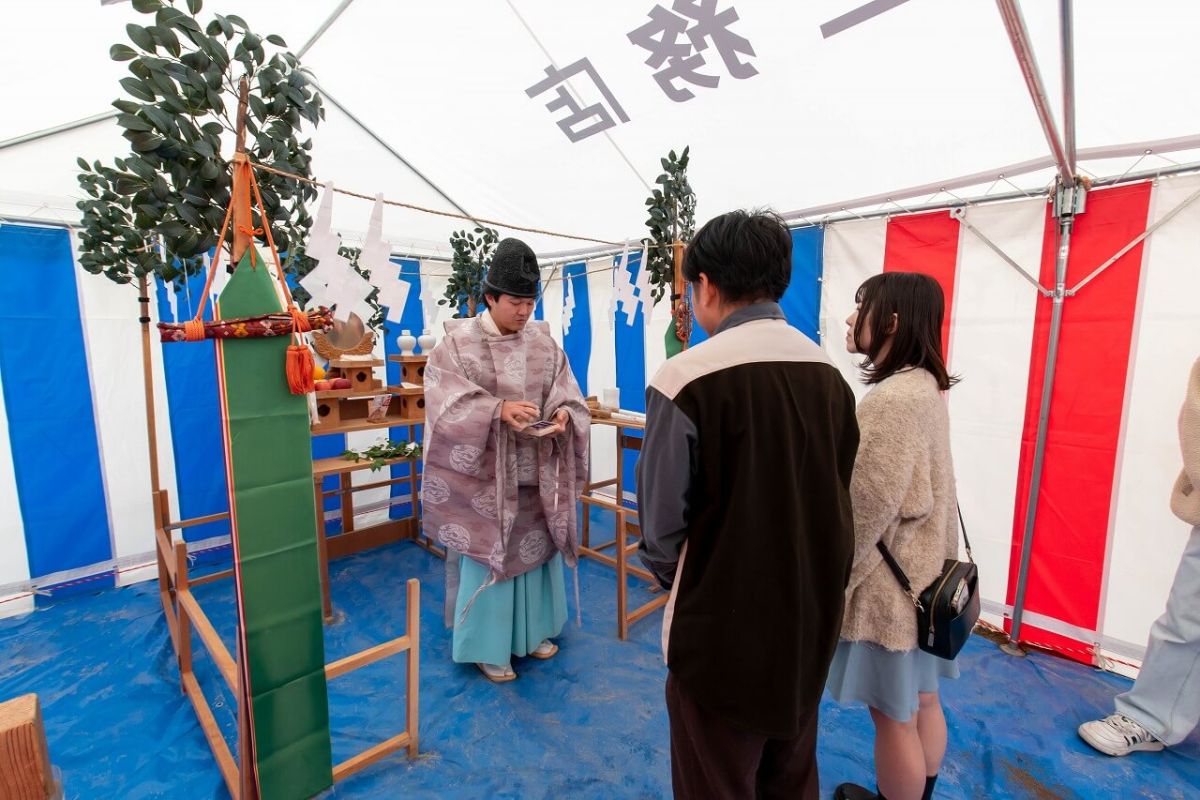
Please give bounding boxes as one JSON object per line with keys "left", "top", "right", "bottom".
{"left": 230, "top": 72, "right": 260, "bottom": 800}
{"left": 672, "top": 240, "right": 688, "bottom": 352}
{"left": 231, "top": 76, "right": 252, "bottom": 265}
{"left": 238, "top": 676, "right": 255, "bottom": 800}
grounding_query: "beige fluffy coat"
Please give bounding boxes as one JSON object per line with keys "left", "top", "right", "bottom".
{"left": 841, "top": 368, "right": 959, "bottom": 652}
{"left": 1170, "top": 357, "right": 1200, "bottom": 526}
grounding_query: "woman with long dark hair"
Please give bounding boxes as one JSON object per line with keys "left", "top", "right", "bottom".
{"left": 827, "top": 272, "right": 961, "bottom": 800}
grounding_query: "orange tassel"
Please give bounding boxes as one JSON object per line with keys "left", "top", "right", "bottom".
{"left": 286, "top": 344, "right": 315, "bottom": 394}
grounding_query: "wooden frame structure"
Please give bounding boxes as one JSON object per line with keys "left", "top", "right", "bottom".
{"left": 307, "top": 352, "right": 445, "bottom": 620}
{"left": 150, "top": 485, "right": 421, "bottom": 796}
{"left": 311, "top": 425, "right": 444, "bottom": 621}
{"left": 579, "top": 416, "right": 668, "bottom": 639}
{"left": 133, "top": 85, "right": 425, "bottom": 793}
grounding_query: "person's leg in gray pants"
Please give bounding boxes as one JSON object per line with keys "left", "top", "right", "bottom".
{"left": 1081, "top": 526, "right": 1200, "bottom": 755}
{"left": 1116, "top": 526, "right": 1200, "bottom": 745}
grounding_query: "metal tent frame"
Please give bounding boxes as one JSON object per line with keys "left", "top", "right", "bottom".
{"left": 1, "top": 0, "right": 1196, "bottom": 666}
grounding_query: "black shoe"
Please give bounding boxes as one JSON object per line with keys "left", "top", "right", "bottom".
{"left": 834, "top": 784, "right": 880, "bottom": 800}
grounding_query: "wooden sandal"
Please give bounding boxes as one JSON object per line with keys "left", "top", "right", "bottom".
{"left": 476, "top": 662, "right": 517, "bottom": 683}
{"left": 528, "top": 641, "right": 559, "bottom": 660}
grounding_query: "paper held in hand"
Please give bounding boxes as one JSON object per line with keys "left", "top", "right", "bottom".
{"left": 524, "top": 420, "right": 559, "bottom": 438}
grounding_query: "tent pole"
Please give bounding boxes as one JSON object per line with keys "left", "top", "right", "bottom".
{"left": 314, "top": 83, "right": 476, "bottom": 223}
{"left": 1004, "top": 177, "right": 1083, "bottom": 655}
{"left": 1060, "top": 0, "right": 1077, "bottom": 175}
{"left": 0, "top": 111, "right": 119, "bottom": 152}
{"left": 780, "top": 134, "right": 1200, "bottom": 223}
{"left": 0, "top": 1, "right": 356, "bottom": 153}
{"left": 995, "top": 0, "right": 1072, "bottom": 184}
{"left": 297, "top": 0, "right": 359, "bottom": 59}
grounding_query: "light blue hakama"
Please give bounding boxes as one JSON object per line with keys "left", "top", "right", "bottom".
{"left": 452, "top": 552, "right": 567, "bottom": 666}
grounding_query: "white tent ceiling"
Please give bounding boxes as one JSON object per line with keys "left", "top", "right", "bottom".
{"left": 1, "top": 0, "right": 1198, "bottom": 255}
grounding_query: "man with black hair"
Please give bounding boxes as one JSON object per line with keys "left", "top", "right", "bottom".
{"left": 637, "top": 210, "right": 859, "bottom": 798}
{"left": 422, "top": 237, "right": 590, "bottom": 683}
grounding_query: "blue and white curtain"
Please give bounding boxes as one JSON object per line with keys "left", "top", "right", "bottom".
{"left": 0, "top": 223, "right": 825, "bottom": 615}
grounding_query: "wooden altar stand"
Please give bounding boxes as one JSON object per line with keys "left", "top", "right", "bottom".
{"left": 310, "top": 352, "right": 446, "bottom": 624}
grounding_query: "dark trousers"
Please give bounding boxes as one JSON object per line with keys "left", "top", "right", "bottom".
{"left": 666, "top": 672, "right": 820, "bottom": 800}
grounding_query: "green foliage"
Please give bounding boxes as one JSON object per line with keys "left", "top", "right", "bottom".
{"left": 341, "top": 439, "right": 422, "bottom": 471}
{"left": 642, "top": 146, "right": 697, "bottom": 303}
{"left": 76, "top": 0, "right": 324, "bottom": 286}
{"left": 440, "top": 226, "right": 499, "bottom": 318}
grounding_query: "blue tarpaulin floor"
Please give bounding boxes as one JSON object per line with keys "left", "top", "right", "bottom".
{"left": 1, "top": 528, "right": 1198, "bottom": 799}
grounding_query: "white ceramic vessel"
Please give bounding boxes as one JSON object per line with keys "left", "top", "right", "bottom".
{"left": 397, "top": 329, "right": 417, "bottom": 356}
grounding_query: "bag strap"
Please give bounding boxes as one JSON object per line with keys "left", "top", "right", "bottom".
{"left": 876, "top": 501, "right": 971, "bottom": 610}
{"left": 958, "top": 503, "right": 974, "bottom": 562}
{"left": 875, "top": 541, "right": 924, "bottom": 611}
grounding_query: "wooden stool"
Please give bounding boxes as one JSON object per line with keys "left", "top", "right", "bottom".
{"left": 0, "top": 694, "right": 55, "bottom": 800}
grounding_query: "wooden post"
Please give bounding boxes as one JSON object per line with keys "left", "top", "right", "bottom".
{"left": 152, "top": 490, "right": 181, "bottom": 661}
{"left": 0, "top": 694, "right": 54, "bottom": 800}
{"left": 616, "top": 508, "right": 629, "bottom": 641}
{"left": 231, "top": 76, "right": 252, "bottom": 266}
{"left": 672, "top": 240, "right": 688, "bottom": 352}
{"left": 315, "top": 477, "right": 333, "bottom": 621}
{"left": 405, "top": 578, "right": 420, "bottom": 757}
{"left": 339, "top": 472, "right": 355, "bottom": 534}
{"left": 407, "top": 421, "right": 418, "bottom": 538}
{"left": 138, "top": 274, "right": 162, "bottom": 495}
{"left": 615, "top": 425, "right": 625, "bottom": 509}
{"left": 581, "top": 432, "right": 592, "bottom": 549}
{"left": 175, "top": 539, "right": 192, "bottom": 681}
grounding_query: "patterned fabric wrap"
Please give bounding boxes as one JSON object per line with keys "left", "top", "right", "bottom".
{"left": 422, "top": 316, "right": 589, "bottom": 581}
{"left": 157, "top": 306, "right": 334, "bottom": 342}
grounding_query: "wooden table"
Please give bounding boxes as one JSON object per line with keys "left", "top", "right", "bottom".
{"left": 311, "top": 416, "right": 442, "bottom": 621}
{"left": 579, "top": 415, "right": 668, "bottom": 639}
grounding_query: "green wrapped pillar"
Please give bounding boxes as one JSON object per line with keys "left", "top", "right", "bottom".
{"left": 216, "top": 249, "right": 333, "bottom": 799}
{"left": 664, "top": 316, "right": 684, "bottom": 360}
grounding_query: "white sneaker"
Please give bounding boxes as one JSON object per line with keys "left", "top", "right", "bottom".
{"left": 1078, "top": 714, "right": 1164, "bottom": 756}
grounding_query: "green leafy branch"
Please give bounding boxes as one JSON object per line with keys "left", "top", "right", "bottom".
{"left": 76, "top": 0, "right": 324, "bottom": 286}
{"left": 341, "top": 439, "right": 423, "bottom": 471}
{"left": 642, "top": 146, "right": 696, "bottom": 303}
{"left": 440, "top": 226, "right": 499, "bottom": 318}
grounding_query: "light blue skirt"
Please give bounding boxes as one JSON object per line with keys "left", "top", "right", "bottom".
{"left": 452, "top": 552, "right": 567, "bottom": 667}
{"left": 826, "top": 639, "right": 960, "bottom": 722}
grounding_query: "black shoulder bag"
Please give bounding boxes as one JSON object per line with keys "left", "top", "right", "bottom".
{"left": 876, "top": 505, "right": 980, "bottom": 661}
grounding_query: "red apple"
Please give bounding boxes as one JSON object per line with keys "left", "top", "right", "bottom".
{"left": 314, "top": 379, "right": 332, "bottom": 391}
{"left": 332, "top": 378, "right": 352, "bottom": 390}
